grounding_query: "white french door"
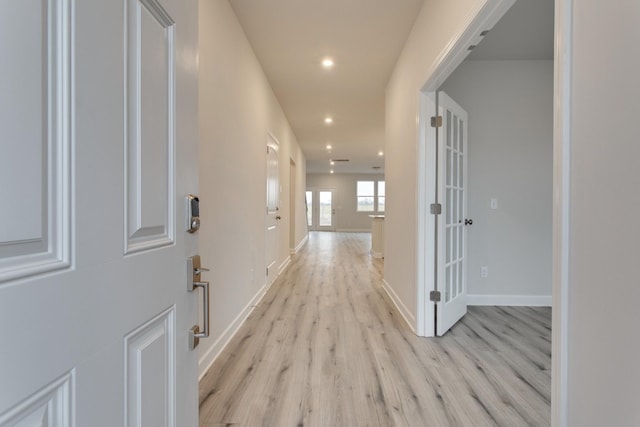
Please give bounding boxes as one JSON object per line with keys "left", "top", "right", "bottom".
{"left": 0, "top": 0, "right": 200, "bottom": 425}
{"left": 306, "top": 188, "right": 336, "bottom": 231}
{"left": 265, "top": 133, "right": 280, "bottom": 285}
{"left": 436, "top": 92, "right": 470, "bottom": 336}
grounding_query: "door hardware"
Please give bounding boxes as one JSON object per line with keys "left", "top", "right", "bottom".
{"left": 464, "top": 219, "right": 473, "bottom": 226}
{"left": 187, "top": 255, "right": 210, "bottom": 350}
{"left": 186, "top": 195, "right": 200, "bottom": 233}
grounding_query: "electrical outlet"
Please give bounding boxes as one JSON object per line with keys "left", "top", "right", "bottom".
{"left": 480, "top": 266, "right": 488, "bottom": 278}
{"left": 490, "top": 198, "right": 498, "bottom": 210}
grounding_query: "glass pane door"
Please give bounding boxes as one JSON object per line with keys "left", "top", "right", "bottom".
{"left": 306, "top": 188, "right": 336, "bottom": 231}
{"left": 319, "top": 191, "right": 333, "bottom": 227}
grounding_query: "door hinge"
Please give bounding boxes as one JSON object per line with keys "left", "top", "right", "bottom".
{"left": 430, "top": 203, "right": 442, "bottom": 215}
{"left": 430, "top": 290, "right": 441, "bottom": 302}
{"left": 430, "top": 115, "right": 442, "bottom": 127}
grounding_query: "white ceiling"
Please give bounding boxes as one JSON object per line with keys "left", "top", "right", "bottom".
{"left": 228, "top": 0, "right": 553, "bottom": 174}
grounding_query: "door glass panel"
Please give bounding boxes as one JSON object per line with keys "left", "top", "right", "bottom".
{"left": 453, "top": 114, "right": 458, "bottom": 151}
{"left": 305, "top": 191, "right": 313, "bottom": 227}
{"left": 446, "top": 149, "right": 452, "bottom": 186}
{"left": 319, "top": 191, "right": 332, "bottom": 227}
{"left": 452, "top": 152, "right": 458, "bottom": 188}
{"left": 444, "top": 267, "right": 451, "bottom": 302}
{"left": 459, "top": 120, "right": 464, "bottom": 154}
{"left": 446, "top": 188, "right": 452, "bottom": 225}
{"left": 452, "top": 227, "right": 458, "bottom": 262}
{"left": 446, "top": 227, "right": 452, "bottom": 263}
{"left": 446, "top": 111, "right": 452, "bottom": 147}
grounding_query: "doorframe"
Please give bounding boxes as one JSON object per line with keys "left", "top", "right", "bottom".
{"left": 414, "top": 0, "right": 571, "bottom": 424}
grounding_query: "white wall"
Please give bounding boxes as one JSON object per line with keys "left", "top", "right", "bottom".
{"left": 198, "top": 0, "right": 307, "bottom": 377}
{"left": 564, "top": 1, "right": 640, "bottom": 424}
{"left": 306, "top": 173, "right": 385, "bottom": 231}
{"left": 440, "top": 60, "right": 553, "bottom": 304}
{"left": 385, "top": 0, "right": 489, "bottom": 326}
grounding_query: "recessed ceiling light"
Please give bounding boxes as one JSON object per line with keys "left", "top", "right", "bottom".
{"left": 326, "top": 144, "right": 332, "bottom": 150}
{"left": 324, "top": 117, "right": 333, "bottom": 124}
{"left": 330, "top": 161, "right": 335, "bottom": 165}
{"left": 378, "top": 151, "right": 384, "bottom": 156}
{"left": 322, "top": 58, "right": 334, "bottom": 68}
{"left": 330, "top": 170, "right": 334, "bottom": 174}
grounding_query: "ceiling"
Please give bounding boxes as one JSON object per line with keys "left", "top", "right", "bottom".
{"left": 229, "top": 0, "right": 554, "bottom": 174}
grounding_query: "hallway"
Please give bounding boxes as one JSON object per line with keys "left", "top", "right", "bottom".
{"left": 199, "top": 232, "right": 550, "bottom": 426}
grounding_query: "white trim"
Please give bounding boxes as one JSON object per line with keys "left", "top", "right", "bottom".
{"left": 382, "top": 279, "right": 416, "bottom": 333}
{"left": 552, "top": 0, "right": 572, "bottom": 424}
{"left": 415, "top": 0, "right": 516, "bottom": 338}
{"left": 290, "top": 233, "right": 308, "bottom": 255}
{"left": 198, "top": 253, "right": 294, "bottom": 379}
{"left": 198, "top": 276, "right": 275, "bottom": 379}
{"left": 278, "top": 256, "right": 291, "bottom": 275}
{"left": 467, "top": 294, "right": 552, "bottom": 307}
{"left": 370, "top": 250, "right": 383, "bottom": 259}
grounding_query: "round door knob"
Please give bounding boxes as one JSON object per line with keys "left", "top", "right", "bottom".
{"left": 464, "top": 218, "right": 473, "bottom": 226}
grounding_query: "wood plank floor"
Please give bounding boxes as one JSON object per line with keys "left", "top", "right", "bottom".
{"left": 199, "top": 232, "right": 551, "bottom": 426}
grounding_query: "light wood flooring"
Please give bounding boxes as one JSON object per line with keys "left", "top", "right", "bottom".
{"left": 199, "top": 232, "right": 551, "bottom": 426}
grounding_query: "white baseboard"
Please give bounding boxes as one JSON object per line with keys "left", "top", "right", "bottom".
{"left": 198, "top": 257, "right": 293, "bottom": 379}
{"left": 278, "top": 256, "right": 291, "bottom": 274}
{"left": 336, "top": 228, "right": 371, "bottom": 233}
{"left": 382, "top": 279, "right": 416, "bottom": 332}
{"left": 290, "top": 233, "right": 309, "bottom": 254}
{"left": 198, "top": 279, "right": 273, "bottom": 379}
{"left": 467, "top": 294, "right": 552, "bottom": 307}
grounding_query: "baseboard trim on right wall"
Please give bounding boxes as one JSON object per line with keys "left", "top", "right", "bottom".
{"left": 467, "top": 294, "right": 552, "bottom": 307}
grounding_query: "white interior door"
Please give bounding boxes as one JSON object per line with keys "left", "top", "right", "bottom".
{"left": 0, "top": 0, "right": 200, "bottom": 425}
{"left": 265, "top": 133, "right": 280, "bottom": 285}
{"left": 436, "top": 92, "right": 469, "bottom": 336}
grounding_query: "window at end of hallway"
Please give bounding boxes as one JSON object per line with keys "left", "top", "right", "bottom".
{"left": 357, "top": 180, "right": 385, "bottom": 212}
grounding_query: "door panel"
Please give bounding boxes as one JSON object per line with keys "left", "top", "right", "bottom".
{"left": 436, "top": 92, "right": 468, "bottom": 336}
{"left": 0, "top": 0, "right": 200, "bottom": 425}
{"left": 265, "top": 134, "right": 280, "bottom": 285}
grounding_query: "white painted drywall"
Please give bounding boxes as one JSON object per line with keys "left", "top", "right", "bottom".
{"left": 198, "top": 0, "right": 307, "bottom": 377}
{"left": 306, "top": 173, "right": 385, "bottom": 231}
{"left": 565, "top": 1, "right": 640, "bottom": 424}
{"left": 385, "top": 0, "right": 489, "bottom": 326}
{"left": 440, "top": 60, "right": 553, "bottom": 303}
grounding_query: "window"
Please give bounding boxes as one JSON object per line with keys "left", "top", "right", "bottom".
{"left": 357, "top": 181, "right": 375, "bottom": 212}
{"left": 357, "top": 180, "right": 385, "bottom": 212}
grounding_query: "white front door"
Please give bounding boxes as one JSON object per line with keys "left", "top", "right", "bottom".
{"left": 436, "top": 92, "right": 469, "bottom": 336}
{"left": 0, "top": 0, "right": 200, "bottom": 425}
{"left": 265, "top": 133, "right": 280, "bottom": 285}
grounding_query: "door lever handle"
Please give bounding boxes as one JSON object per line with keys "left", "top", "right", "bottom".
{"left": 189, "top": 280, "right": 210, "bottom": 350}
{"left": 187, "top": 256, "right": 211, "bottom": 350}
